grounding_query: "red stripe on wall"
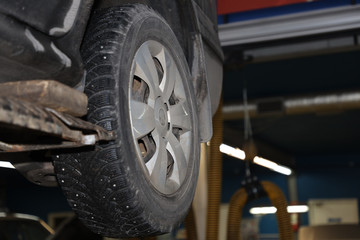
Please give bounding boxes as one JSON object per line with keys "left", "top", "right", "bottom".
{"left": 217, "top": 0, "right": 309, "bottom": 15}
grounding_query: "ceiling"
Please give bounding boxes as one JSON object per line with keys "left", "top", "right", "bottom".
{"left": 221, "top": 36, "right": 360, "bottom": 169}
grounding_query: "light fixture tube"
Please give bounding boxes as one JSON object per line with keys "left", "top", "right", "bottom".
{"left": 250, "top": 205, "right": 309, "bottom": 215}
{"left": 219, "top": 143, "right": 246, "bottom": 160}
{"left": 253, "top": 156, "right": 292, "bottom": 176}
{"left": 250, "top": 206, "right": 277, "bottom": 215}
{"left": 220, "top": 144, "right": 292, "bottom": 175}
{"left": 287, "top": 205, "right": 309, "bottom": 213}
{"left": 0, "top": 161, "right": 15, "bottom": 169}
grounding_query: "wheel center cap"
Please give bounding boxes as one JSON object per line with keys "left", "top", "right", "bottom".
{"left": 154, "top": 97, "right": 168, "bottom": 136}
{"left": 158, "top": 108, "right": 166, "bottom": 126}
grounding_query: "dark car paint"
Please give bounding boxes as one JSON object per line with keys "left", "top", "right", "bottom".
{"left": 194, "top": 0, "right": 218, "bottom": 29}
{"left": 0, "top": 0, "right": 220, "bottom": 82}
{"left": 0, "top": 0, "right": 81, "bottom": 37}
{"left": 0, "top": 0, "right": 92, "bottom": 87}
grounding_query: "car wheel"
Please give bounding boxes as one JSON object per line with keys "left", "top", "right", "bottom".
{"left": 54, "top": 4, "right": 200, "bottom": 238}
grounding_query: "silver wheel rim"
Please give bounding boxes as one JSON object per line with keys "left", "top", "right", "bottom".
{"left": 129, "top": 40, "right": 192, "bottom": 195}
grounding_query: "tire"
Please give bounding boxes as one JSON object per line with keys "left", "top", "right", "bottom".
{"left": 54, "top": 4, "right": 200, "bottom": 238}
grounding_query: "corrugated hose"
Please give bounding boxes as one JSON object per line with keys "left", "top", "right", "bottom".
{"left": 206, "top": 98, "right": 223, "bottom": 240}
{"left": 226, "top": 181, "right": 293, "bottom": 240}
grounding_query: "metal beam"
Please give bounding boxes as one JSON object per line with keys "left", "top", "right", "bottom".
{"left": 219, "top": 5, "right": 360, "bottom": 46}
{"left": 223, "top": 91, "right": 360, "bottom": 120}
{"left": 242, "top": 37, "right": 359, "bottom": 63}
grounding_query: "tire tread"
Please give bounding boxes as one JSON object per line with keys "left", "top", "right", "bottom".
{"left": 54, "top": 4, "right": 196, "bottom": 238}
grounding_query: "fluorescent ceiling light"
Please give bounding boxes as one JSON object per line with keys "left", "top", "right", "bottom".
{"left": 253, "top": 156, "right": 278, "bottom": 169}
{"left": 250, "top": 205, "right": 309, "bottom": 215}
{"left": 253, "top": 156, "right": 292, "bottom": 175}
{"left": 219, "top": 143, "right": 292, "bottom": 175}
{"left": 288, "top": 205, "right": 309, "bottom": 213}
{"left": 219, "top": 143, "right": 246, "bottom": 160}
{"left": 273, "top": 165, "right": 292, "bottom": 176}
{"left": 250, "top": 206, "right": 277, "bottom": 215}
{"left": 0, "top": 161, "right": 15, "bottom": 169}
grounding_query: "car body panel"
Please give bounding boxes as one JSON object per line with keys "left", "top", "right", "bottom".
{"left": 0, "top": 0, "right": 92, "bottom": 87}
{"left": 0, "top": 0, "right": 81, "bottom": 37}
{"left": 0, "top": 0, "right": 223, "bottom": 142}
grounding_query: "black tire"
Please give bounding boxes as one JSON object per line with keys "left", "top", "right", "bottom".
{"left": 54, "top": 4, "right": 200, "bottom": 238}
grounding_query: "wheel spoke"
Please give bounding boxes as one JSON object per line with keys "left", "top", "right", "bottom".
{"left": 169, "top": 100, "right": 191, "bottom": 132}
{"left": 158, "top": 49, "right": 177, "bottom": 101}
{"left": 166, "top": 133, "right": 187, "bottom": 185}
{"left": 134, "top": 42, "right": 161, "bottom": 100}
{"left": 147, "top": 130, "right": 168, "bottom": 192}
{"left": 131, "top": 100, "right": 155, "bottom": 139}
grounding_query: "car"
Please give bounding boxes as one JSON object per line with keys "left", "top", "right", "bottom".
{"left": 0, "top": 0, "right": 223, "bottom": 238}
{"left": 0, "top": 212, "right": 54, "bottom": 240}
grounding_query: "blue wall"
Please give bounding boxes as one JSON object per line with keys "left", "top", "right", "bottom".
{"left": 296, "top": 154, "right": 360, "bottom": 226}
{"left": 221, "top": 154, "right": 360, "bottom": 234}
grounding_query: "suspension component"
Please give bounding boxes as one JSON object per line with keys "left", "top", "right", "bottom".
{"left": 0, "top": 80, "right": 115, "bottom": 152}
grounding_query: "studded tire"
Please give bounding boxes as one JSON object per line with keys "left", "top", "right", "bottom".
{"left": 54, "top": 4, "right": 200, "bottom": 238}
